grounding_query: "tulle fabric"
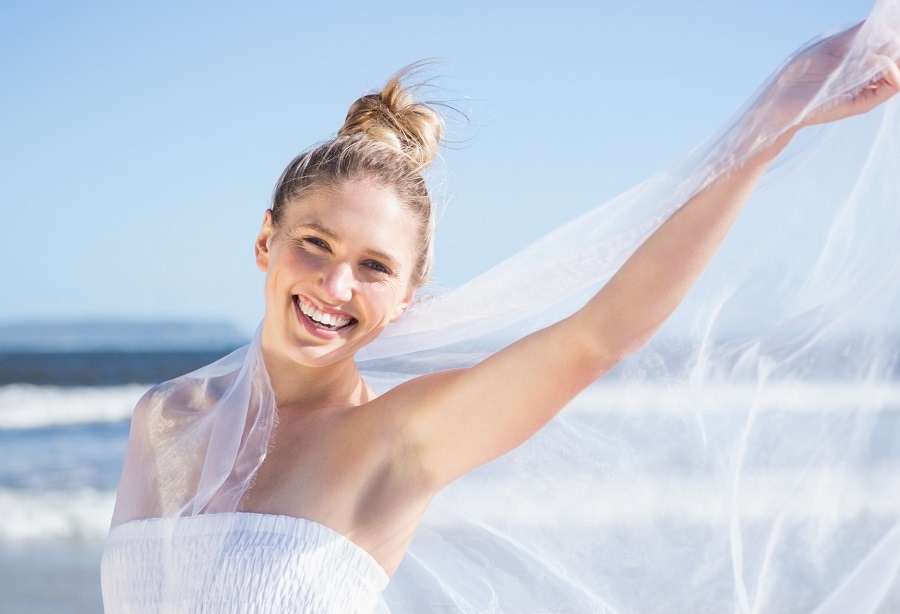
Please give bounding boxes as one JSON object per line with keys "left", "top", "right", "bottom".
{"left": 108, "top": 2, "right": 900, "bottom": 612}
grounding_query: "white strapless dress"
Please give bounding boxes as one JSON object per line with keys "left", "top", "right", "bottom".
{"left": 101, "top": 513, "right": 389, "bottom": 613}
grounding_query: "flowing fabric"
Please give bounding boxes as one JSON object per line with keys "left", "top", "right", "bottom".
{"left": 107, "top": 2, "right": 900, "bottom": 612}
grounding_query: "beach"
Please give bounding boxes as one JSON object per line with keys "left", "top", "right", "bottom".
{"left": 0, "top": 324, "right": 244, "bottom": 613}
{"left": 1, "top": 543, "right": 105, "bottom": 613}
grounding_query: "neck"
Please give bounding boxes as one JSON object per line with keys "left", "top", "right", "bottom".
{"left": 260, "top": 343, "right": 371, "bottom": 412}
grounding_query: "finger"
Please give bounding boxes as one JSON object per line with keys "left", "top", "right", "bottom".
{"left": 881, "top": 61, "right": 900, "bottom": 91}
{"left": 867, "top": 59, "right": 900, "bottom": 95}
{"left": 874, "top": 35, "right": 900, "bottom": 62}
{"left": 853, "top": 61, "right": 900, "bottom": 114}
{"left": 859, "top": 50, "right": 900, "bottom": 90}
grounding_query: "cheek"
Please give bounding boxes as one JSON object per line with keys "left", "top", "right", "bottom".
{"left": 267, "top": 251, "right": 318, "bottom": 287}
{"left": 263, "top": 272, "right": 282, "bottom": 311}
{"left": 359, "top": 286, "right": 406, "bottom": 322}
{"left": 263, "top": 257, "right": 296, "bottom": 306}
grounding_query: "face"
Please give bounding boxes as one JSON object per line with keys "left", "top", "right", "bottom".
{"left": 255, "top": 178, "right": 419, "bottom": 369}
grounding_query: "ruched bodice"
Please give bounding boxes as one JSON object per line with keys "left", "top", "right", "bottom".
{"left": 101, "top": 513, "right": 388, "bottom": 613}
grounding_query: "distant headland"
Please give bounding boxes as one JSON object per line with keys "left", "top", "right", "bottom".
{"left": 0, "top": 320, "right": 250, "bottom": 353}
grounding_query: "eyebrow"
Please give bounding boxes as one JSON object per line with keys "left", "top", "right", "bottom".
{"left": 299, "top": 223, "right": 338, "bottom": 240}
{"left": 294, "top": 223, "right": 401, "bottom": 267}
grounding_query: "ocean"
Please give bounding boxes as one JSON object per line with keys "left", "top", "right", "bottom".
{"left": 0, "top": 322, "right": 246, "bottom": 613}
{"left": 2, "top": 323, "right": 898, "bottom": 611}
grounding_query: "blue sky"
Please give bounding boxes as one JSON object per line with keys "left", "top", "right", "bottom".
{"left": 0, "top": 0, "right": 874, "bottom": 335}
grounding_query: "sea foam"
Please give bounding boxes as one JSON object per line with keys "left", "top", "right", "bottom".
{"left": 0, "top": 488, "right": 115, "bottom": 541}
{"left": 0, "top": 384, "right": 147, "bottom": 429}
{"left": 3, "top": 378, "right": 899, "bottom": 431}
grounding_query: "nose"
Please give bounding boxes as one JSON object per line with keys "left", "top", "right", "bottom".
{"left": 318, "top": 261, "right": 354, "bottom": 304}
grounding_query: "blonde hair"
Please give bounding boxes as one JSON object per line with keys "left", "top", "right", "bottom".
{"left": 271, "top": 67, "right": 444, "bottom": 288}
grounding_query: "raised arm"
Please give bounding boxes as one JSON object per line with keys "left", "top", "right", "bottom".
{"left": 390, "top": 26, "right": 900, "bottom": 489}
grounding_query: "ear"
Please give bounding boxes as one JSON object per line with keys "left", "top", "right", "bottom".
{"left": 255, "top": 210, "right": 275, "bottom": 272}
{"left": 390, "top": 287, "right": 416, "bottom": 323}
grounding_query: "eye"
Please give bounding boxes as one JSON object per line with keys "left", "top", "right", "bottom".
{"left": 303, "top": 236, "right": 331, "bottom": 252}
{"left": 364, "top": 260, "right": 391, "bottom": 275}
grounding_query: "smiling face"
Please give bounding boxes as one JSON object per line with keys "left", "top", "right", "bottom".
{"left": 255, "top": 177, "right": 419, "bottom": 369}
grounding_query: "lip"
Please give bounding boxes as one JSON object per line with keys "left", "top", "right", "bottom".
{"left": 293, "top": 295, "right": 356, "bottom": 339}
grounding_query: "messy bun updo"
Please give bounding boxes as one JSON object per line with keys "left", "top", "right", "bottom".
{"left": 271, "top": 66, "right": 444, "bottom": 289}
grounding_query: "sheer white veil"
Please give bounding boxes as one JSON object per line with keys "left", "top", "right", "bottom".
{"left": 110, "top": 1, "right": 900, "bottom": 611}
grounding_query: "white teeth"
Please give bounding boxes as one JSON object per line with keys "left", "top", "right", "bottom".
{"left": 297, "top": 298, "right": 352, "bottom": 329}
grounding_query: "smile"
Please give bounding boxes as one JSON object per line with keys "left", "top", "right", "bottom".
{"left": 295, "top": 296, "right": 356, "bottom": 331}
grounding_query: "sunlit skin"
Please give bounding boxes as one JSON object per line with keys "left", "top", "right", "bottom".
{"left": 242, "top": 44, "right": 900, "bottom": 577}
{"left": 254, "top": 179, "right": 418, "bottom": 406}
{"left": 246, "top": 178, "right": 433, "bottom": 574}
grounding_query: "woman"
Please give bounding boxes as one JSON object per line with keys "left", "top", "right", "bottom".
{"left": 103, "top": 6, "right": 900, "bottom": 613}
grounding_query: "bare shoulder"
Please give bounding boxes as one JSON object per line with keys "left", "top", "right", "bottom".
{"left": 369, "top": 368, "right": 466, "bottom": 426}
{"left": 375, "top": 368, "right": 466, "bottom": 403}
{"left": 362, "top": 314, "right": 610, "bottom": 488}
{"left": 130, "top": 370, "right": 236, "bottom": 443}
{"left": 362, "top": 368, "right": 467, "bottom": 479}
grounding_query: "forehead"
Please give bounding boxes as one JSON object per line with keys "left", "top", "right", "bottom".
{"left": 282, "top": 179, "right": 418, "bottom": 263}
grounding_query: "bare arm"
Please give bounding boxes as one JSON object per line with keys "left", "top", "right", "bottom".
{"left": 391, "top": 30, "right": 900, "bottom": 489}
{"left": 396, "top": 135, "right": 789, "bottom": 484}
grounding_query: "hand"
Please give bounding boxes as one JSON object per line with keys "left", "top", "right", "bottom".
{"left": 768, "top": 22, "right": 900, "bottom": 129}
{"left": 801, "top": 27, "right": 900, "bottom": 126}
{"left": 709, "top": 22, "right": 900, "bottom": 167}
